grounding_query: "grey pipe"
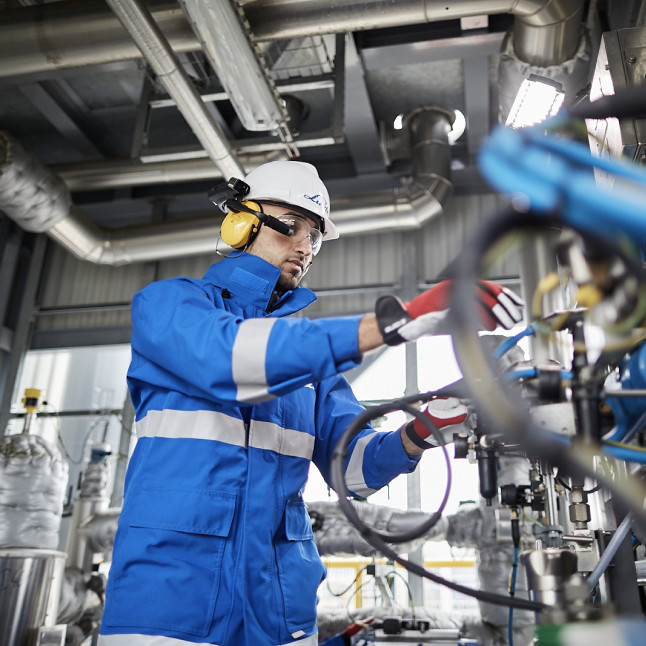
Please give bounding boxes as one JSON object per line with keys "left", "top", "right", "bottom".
{"left": 0, "top": 108, "right": 452, "bottom": 264}
{"left": 512, "top": 0, "right": 585, "bottom": 66}
{"left": 587, "top": 514, "right": 632, "bottom": 590}
{"left": 0, "top": 0, "right": 197, "bottom": 78}
{"left": 246, "top": 0, "right": 585, "bottom": 67}
{"left": 105, "top": 0, "right": 243, "bottom": 180}
{"left": 0, "top": 0, "right": 586, "bottom": 78}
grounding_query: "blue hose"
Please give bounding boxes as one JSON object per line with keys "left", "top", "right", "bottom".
{"left": 494, "top": 325, "right": 536, "bottom": 360}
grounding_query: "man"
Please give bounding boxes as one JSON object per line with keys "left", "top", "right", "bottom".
{"left": 99, "top": 160, "right": 522, "bottom": 646}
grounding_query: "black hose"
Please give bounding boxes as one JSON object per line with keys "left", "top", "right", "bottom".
{"left": 329, "top": 383, "right": 547, "bottom": 612}
{"left": 331, "top": 395, "right": 453, "bottom": 544}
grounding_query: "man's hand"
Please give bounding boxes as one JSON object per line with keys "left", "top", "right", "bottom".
{"left": 402, "top": 397, "right": 473, "bottom": 454}
{"left": 375, "top": 279, "right": 523, "bottom": 346}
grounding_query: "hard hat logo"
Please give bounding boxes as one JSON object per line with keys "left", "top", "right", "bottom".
{"left": 242, "top": 160, "right": 339, "bottom": 241}
{"left": 304, "top": 193, "right": 329, "bottom": 215}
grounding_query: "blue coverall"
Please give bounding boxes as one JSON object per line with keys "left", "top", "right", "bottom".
{"left": 99, "top": 252, "right": 419, "bottom": 645}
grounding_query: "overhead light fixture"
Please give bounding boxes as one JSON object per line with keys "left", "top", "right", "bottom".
{"left": 505, "top": 74, "right": 565, "bottom": 129}
{"left": 393, "top": 113, "right": 404, "bottom": 130}
{"left": 179, "top": 0, "right": 288, "bottom": 133}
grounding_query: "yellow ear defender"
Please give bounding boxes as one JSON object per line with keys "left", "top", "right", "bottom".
{"left": 220, "top": 200, "right": 263, "bottom": 249}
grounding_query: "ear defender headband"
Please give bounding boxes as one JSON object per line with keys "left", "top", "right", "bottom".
{"left": 209, "top": 178, "right": 293, "bottom": 249}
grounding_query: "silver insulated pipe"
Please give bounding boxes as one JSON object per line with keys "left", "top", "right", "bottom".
{"left": 0, "top": 0, "right": 586, "bottom": 77}
{"left": 0, "top": 107, "right": 453, "bottom": 264}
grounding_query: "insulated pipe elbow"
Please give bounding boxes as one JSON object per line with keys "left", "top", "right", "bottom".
{"left": 0, "top": 131, "right": 70, "bottom": 233}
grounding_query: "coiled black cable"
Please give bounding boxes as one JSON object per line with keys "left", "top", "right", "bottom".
{"left": 330, "top": 383, "right": 546, "bottom": 612}
{"left": 332, "top": 395, "right": 452, "bottom": 543}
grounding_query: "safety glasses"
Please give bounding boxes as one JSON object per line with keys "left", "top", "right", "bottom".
{"left": 275, "top": 214, "right": 323, "bottom": 255}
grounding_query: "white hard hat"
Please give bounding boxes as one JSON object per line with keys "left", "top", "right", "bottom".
{"left": 243, "top": 161, "right": 339, "bottom": 240}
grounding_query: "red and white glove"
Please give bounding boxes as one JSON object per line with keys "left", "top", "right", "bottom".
{"left": 375, "top": 279, "right": 523, "bottom": 345}
{"left": 405, "top": 397, "right": 473, "bottom": 450}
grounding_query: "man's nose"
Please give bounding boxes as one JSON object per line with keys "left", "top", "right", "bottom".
{"left": 294, "top": 233, "right": 313, "bottom": 253}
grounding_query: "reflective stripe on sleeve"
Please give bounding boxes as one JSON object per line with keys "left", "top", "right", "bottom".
{"left": 135, "top": 409, "right": 314, "bottom": 460}
{"left": 232, "top": 317, "right": 277, "bottom": 403}
{"left": 344, "top": 432, "right": 377, "bottom": 498}
{"left": 250, "top": 419, "right": 314, "bottom": 460}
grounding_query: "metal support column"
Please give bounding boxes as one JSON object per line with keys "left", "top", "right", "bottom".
{"left": 402, "top": 231, "right": 424, "bottom": 606}
{"left": 0, "top": 216, "right": 47, "bottom": 433}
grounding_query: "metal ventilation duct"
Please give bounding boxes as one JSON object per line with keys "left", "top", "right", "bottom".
{"left": 0, "top": 108, "right": 452, "bottom": 264}
{"left": 0, "top": 0, "right": 586, "bottom": 76}
{"left": 105, "top": 0, "right": 244, "bottom": 179}
{"left": 0, "top": 0, "right": 589, "bottom": 190}
{"left": 0, "top": 0, "right": 589, "bottom": 263}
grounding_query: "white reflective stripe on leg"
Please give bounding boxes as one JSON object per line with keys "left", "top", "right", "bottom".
{"left": 232, "top": 317, "right": 277, "bottom": 403}
{"left": 280, "top": 633, "right": 318, "bottom": 646}
{"left": 344, "top": 431, "right": 377, "bottom": 498}
{"left": 136, "top": 409, "right": 246, "bottom": 446}
{"left": 98, "top": 634, "right": 214, "bottom": 646}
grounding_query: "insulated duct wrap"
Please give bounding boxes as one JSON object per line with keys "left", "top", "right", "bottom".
{"left": 309, "top": 500, "right": 448, "bottom": 557}
{"left": 0, "top": 131, "right": 71, "bottom": 232}
{"left": 498, "top": 26, "right": 591, "bottom": 124}
{"left": 0, "top": 434, "right": 69, "bottom": 549}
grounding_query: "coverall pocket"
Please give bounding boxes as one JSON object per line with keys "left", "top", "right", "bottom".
{"left": 275, "top": 500, "right": 327, "bottom": 633}
{"left": 109, "top": 486, "right": 236, "bottom": 637}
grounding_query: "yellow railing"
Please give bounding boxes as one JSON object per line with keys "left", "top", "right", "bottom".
{"left": 322, "top": 558, "right": 476, "bottom": 609}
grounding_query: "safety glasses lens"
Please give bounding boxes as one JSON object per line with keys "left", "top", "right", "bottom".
{"left": 278, "top": 216, "right": 322, "bottom": 254}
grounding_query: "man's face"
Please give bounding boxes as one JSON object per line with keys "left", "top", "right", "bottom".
{"left": 246, "top": 203, "right": 319, "bottom": 291}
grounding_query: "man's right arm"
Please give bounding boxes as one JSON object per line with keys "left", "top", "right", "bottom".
{"left": 357, "top": 313, "right": 384, "bottom": 354}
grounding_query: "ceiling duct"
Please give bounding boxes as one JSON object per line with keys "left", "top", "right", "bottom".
{"left": 0, "top": 109, "right": 452, "bottom": 264}
{"left": 178, "top": 0, "right": 296, "bottom": 144}
{"left": 0, "top": 1, "right": 588, "bottom": 80}
{"left": 0, "top": 0, "right": 590, "bottom": 191}
{"left": 104, "top": 0, "right": 244, "bottom": 179}
{"left": 330, "top": 108, "right": 454, "bottom": 235}
{"left": 498, "top": 0, "right": 590, "bottom": 124}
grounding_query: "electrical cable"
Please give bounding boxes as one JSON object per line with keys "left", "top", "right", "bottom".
{"left": 447, "top": 206, "right": 646, "bottom": 540}
{"left": 508, "top": 546, "right": 519, "bottom": 646}
{"left": 326, "top": 565, "right": 369, "bottom": 597}
{"left": 385, "top": 569, "right": 418, "bottom": 624}
{"left": 554, "top": 475, "right": 601, "bottom": 495}
{"left": 508, "top": 510, "right": 521, "bottom": 646}
{"left": 330, "top": 387, "right": 546, "bottom": 612}
{"left": 57, "top": 415, "right": 111, "bottom": 465}
{"left": 587, "top": 514, "right": 633, "bottom": 590}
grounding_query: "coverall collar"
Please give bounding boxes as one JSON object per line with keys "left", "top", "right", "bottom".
{"left": 203, "top": 252, "right": 317, "bottom": 315}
